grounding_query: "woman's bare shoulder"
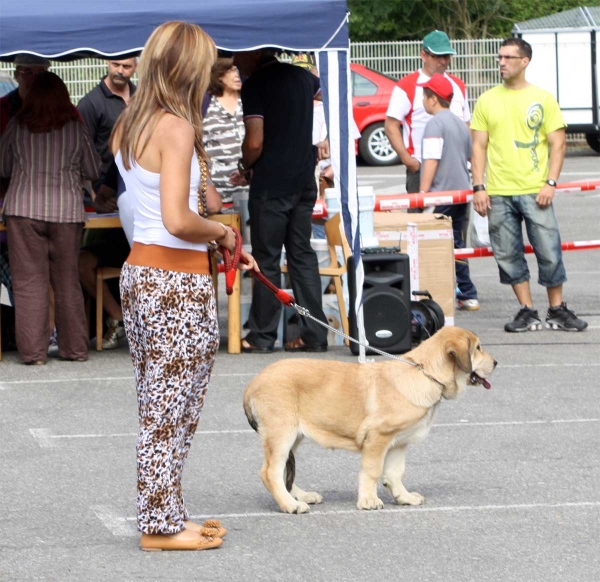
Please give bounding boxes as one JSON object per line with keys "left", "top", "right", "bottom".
{"left": 155, "top": 113, "right": 194, "bottom": 142}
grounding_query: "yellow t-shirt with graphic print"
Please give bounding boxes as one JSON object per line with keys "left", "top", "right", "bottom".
{"left": 470, "top": 84, "right": 566, "bottom": 195}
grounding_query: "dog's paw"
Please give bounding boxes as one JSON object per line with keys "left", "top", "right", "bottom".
{"left": 357, "top": 496, "right": 384, "bottom": 510}
{"left": 281, "top": 501, "right": 310, "bottom": 514}
{"left": 395, "top": 491, "right": 425, "bottom": 506}
{"left": 296, "top": 491, "right": 323, "bottom": 505}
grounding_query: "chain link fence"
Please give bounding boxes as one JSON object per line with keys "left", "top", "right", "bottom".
{"left": 2, "top": 39, "right": 505, "bottom": 106}
{"left": 0, "top": 59, "right": 127, "bottom": 103}
{"left": 352, "top": 38, "right": 503, "bottom": 109}
{"left": 0, "top": 40, "right": 586, "bottom": 143}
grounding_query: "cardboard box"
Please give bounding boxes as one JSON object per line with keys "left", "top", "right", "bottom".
{"left": 374, "top": 212, "right": 455, "bottom": 325}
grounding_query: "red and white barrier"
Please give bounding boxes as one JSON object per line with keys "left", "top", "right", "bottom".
{"left": 455, "top": 240, "right": 600, "bottom": 259}
{"left": 373, "top": 180, "right": 600, "bottom": 212}
{"left": 311, "top": 180, "right": 600, "bottom": 218}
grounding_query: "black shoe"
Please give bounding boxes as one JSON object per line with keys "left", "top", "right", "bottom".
{"left": 545, "top": 303, "right": 588, "bottom": 331}
{"left": 284, "top": 338, "right": 328, "bottom": 353}
{"left": 241, "top": 340, "right": 274, "bottom": 354}
{"left": 504, "top": 306, "right": 542, "bottom": 332}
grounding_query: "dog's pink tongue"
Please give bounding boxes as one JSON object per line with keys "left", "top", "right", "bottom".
{"left": 482, "top": 378, "right": 491, "bottom": 390}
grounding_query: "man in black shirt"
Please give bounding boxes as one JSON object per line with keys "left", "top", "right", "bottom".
{"left": 234, "top": 49, "right": 328, "bottom": 353}
{"left": 78, "top": 58, "right": 137, "bottom": 198}
{"left": 77, "top": 58, "right": 137, "bottom": 350}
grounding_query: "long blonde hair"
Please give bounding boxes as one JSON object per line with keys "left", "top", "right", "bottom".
{"left": 113, "top": 21, "right": 217, "bottom": 169}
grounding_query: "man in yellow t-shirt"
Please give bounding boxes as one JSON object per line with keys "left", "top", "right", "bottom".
{"left": 471, "top": 38, "right": 587, "bottom": 333}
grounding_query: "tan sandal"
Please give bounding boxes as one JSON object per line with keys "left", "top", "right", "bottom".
{"left": 140, "top": 531, "right": 222, "bottom": 552}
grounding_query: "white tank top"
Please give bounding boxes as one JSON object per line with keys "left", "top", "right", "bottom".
{"left": 115, "top": 150, "right": 208, "bottom": 251}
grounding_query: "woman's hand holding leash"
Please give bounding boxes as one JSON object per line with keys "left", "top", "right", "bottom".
{"left": 218, "top": 226, "right": 260, "bottom": 294}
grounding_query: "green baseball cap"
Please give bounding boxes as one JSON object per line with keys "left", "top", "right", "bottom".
{"left": 422, "top": 30, "right": 456, "bottom": 55}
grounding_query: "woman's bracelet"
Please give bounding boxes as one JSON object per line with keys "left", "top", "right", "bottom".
{"left": 215, "top": 222, "right": 228, "bottom": 242}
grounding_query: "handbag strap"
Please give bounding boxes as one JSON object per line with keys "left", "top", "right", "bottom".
{"left": 197, "top": 155, "right": 209, "bottom": 219}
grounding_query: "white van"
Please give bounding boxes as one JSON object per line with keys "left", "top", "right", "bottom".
{"left": 514, "top": 6, "right": 599, "bottom": 153}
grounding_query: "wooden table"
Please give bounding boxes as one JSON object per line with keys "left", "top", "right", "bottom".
{"left": 0, "top": 213, "right": 242, "bottom": 357}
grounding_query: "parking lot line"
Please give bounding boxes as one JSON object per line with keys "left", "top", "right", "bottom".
{"left": 28, "top": 417, "right": 599, "bottom": 447}
{"left": 2, "top": 362, "right": 599, "bottom": 390}
{"left": 93, "top": 500, "right": 600, "bottom": 537}
{"left": 0, "top": 372, "right": 256, "bottom": 387}
{"left": 185, "top": 500, "right": 600, "bottom": 520}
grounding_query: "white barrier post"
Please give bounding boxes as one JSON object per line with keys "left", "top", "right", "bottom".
{"left": 406, "top": 223, "right": 419, "bottom": 293}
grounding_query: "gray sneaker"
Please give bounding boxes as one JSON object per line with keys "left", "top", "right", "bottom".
{"left": 102, "top": 318, "right": 126, "bottom": 349}
{"left": 504, "top": 306, "right": 542, "bottom": 332}
{"left": 47, "top": 328, "right": 59, "bottom": 357}
{"left": 545, "top": 303, "right": 588, "bottom": 332}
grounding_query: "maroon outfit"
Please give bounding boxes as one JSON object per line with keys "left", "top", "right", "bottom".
{"left": 0, "top": 118, "right": 100, "bottom": 362}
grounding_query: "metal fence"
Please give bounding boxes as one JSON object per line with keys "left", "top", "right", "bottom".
{"left": 351, "top": 38, "right": 504, "bottom": 108}
{"left": 0, "top": 59, "right": 124, "bottom": 103}
{"left": 0, "top": 37, "right": 586, "bottom": 144}
{"left": 1, "top": 39, "right": 505, "bottom": 106}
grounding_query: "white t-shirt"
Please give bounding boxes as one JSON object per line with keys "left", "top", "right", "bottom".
{"left": 386, "top": 69, "right": 470, "bottom": 162}
{"left": 313, "top": 101, "right": 361, "bottom": 171}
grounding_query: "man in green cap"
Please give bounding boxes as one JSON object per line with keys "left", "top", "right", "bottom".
{"left": 384, "top": 30, "right": 470, "bottom": 197}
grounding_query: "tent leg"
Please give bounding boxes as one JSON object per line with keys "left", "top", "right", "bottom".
{"left": 358, "top": 305, "right": 366, "bottom": 364}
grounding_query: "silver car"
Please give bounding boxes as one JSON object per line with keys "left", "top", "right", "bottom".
{"left": 0, "top": 72, "right": 17, "bottom": 97}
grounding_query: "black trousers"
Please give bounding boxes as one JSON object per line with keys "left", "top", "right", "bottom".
{"left": 246, "top": 184, "right": 327, "bottom": 348}
{"left": 434, "top": 203, "right": 478, "bottom": 300}
{"left": 406, "top": 167, "right": 423, "bottom": 214}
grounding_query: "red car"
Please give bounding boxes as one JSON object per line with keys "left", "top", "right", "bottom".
{"left": 351, "top": 63, "right": 399, "bottom": 166}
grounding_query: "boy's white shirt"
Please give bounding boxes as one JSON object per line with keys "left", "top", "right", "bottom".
{"left": 422, "top": 136, "right": 444, "bottom": 160}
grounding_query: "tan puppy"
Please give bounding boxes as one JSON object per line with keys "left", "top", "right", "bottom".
{"left": 243, "top": 326, "right": 496, "bottom": 514}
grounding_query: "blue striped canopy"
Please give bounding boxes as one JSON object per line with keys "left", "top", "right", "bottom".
{"left": 0, "top": 0, "right": 348, "bottom": 60}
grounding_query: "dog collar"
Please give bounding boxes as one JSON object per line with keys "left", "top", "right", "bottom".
{"left": 409, "top": 360, "right": 446, "bottom": 392}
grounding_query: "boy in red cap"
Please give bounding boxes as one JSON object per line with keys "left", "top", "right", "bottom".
{"left": 418, "top": 74, "right": 479, "bottom": 311}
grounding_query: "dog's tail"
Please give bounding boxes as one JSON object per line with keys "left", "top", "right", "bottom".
{"left": 244, "top": 397, "right": 296, "bottom": 492}
{"left": 243, "top": 400, "right": 259, "bottom": 433}
{"left": 285, "top": 451, "right": 296, "bottom": 493}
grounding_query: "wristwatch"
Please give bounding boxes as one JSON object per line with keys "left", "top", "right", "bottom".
{"left": 546, "top": 179, "right": 557, "bottom": 187}
{"left": 472, "top": 184, "right": 486, "bottom": 193}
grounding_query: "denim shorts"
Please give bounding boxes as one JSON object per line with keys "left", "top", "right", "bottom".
{"left": 488, "top": 194, "right": 566, "bottom": 287}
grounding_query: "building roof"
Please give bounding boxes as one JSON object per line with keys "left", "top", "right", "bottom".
{"left": 513, "top": 6, "right": 600, "bottom": 32}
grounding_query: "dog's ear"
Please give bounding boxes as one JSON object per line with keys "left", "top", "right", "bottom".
{"left": 446, "top": 334, "right": 472, "bottom": 373}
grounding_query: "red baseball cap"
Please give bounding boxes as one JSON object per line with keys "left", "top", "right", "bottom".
{"left": 418, "top": 74, "right": 454, "bottom": 101}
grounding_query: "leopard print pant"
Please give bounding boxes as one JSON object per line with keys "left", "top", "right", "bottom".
{"left": 120, "top": 263, "right": 219, "bottom": 534}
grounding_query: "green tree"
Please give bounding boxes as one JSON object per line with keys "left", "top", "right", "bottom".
{"left": 348, "top": 0, "right": 600, "bottom": 41}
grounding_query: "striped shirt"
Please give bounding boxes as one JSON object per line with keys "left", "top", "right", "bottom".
{"left": 0, "top": 118, "right": 100, "bottom": 223}
{"left": 202, "top": 95, "right": 248, "bottom": 203}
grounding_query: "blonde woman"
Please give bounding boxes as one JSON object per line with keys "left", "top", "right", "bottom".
{"left": 111, "top": 21, "right": 257, "bottom": 552}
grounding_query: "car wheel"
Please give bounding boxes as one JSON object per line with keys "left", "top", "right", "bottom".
{"left": 359, "top": 122, "right": 400, "bottom": 166}
{"left": 585, "top": 132, "right": 600, "bottom": 154}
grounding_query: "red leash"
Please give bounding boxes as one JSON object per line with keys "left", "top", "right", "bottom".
{"left": 219, "top": 227, "right": 295, "bottom": 307}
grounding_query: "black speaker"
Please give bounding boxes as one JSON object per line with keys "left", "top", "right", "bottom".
{"left": 347, "top": 252, "right": 412, "bottom": 355}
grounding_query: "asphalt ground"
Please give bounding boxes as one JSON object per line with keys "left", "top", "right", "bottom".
{"left": 0, "top": 150, "right": 599, "bottom": 581}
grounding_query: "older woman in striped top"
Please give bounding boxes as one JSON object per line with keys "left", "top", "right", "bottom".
{"left": 203, "top": 58, "right": 248, "bottom": 207}
{"left": 0, "top": 71, "right": 100, "bottom": 364}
